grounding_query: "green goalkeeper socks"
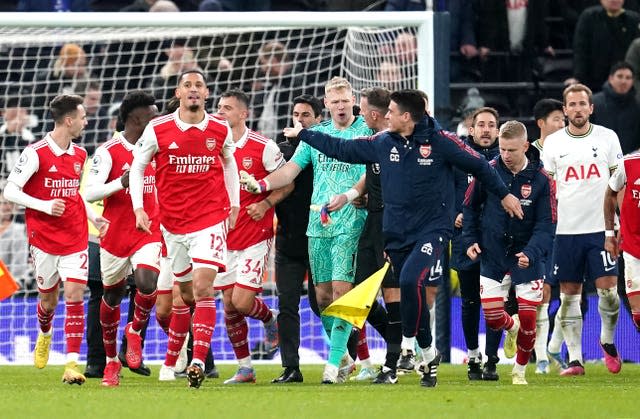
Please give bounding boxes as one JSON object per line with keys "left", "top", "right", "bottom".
{"left": 321, "top": 314, "right": 334, "bottom": 339}
{"left": 328, "top": 318, "right": 353, "bottom": 367}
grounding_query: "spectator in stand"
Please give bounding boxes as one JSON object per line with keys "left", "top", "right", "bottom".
{"left": 592, "top": 61, "right": 640, "bottom": 154}
{"left": 33, "top": 43, "right": 91, "bottom": 134}
{"left": 376, "top": 60, "right": 403, "bottom": 92}
{"left": 572, "top": 0, "right": 640, "bottom": 92}
{"left": 149, "top": 0, "right": 179, "bottom": 11}
{"left": 384, "top": 0, "right": 479, "bottom": 82}
{"left": 253, "top": 41, "right": 304, "bottom": 140}
{"left": 474, "top": 0, "right": 553, "bottom": 82}
{"left": 197, "top": 0, "right": 270, "bottom": 11}
{"left": 17, "top": 0, "right": 91, "bottom": 11}
{"left": 120, "top": 0, "right": 157, "bottom": 11}
{"left": 0, "top": 97, "right": 36, "bottom": 180}
{"left": 150, "top": 44, "right": 202, "bottom": 103}
{"left": 81, "top": 81, "right": 110, "bottom": 157}
{"left": 0, "top": 187, "right": 30, "bottom": 291}
{"left": 624, "top": 35, "right": 640, "bottom": 101}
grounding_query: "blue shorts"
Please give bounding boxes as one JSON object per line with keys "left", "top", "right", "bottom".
{"left": 549, "top": 232, "right": 618, "bottom": 284}
{"left": 387, "top": 233, "right": 446, "bottom": 289}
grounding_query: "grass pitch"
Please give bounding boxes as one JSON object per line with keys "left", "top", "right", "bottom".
{"left": 2, "top": 363, "right": 637, "bottom": 419}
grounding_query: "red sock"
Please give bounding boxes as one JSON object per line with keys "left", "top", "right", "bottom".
{"left": 156, "top": 311, "right": 172, "bottom": 335}
{"left": 225, "top": 309, "right": 250, "bottom": 360}
{"left": 192, "top": 297, "right": 216, "bottom": 364}
{"left": 37, "top": 301, "right": 54, "bottom": 333}
{"left": 132, "top": 289, "right": 157, "bottom": 332}
{"left": 633, "top": 310, "right": 640, "bottom": 331}
{"left": 164, "top": 305, "right": 191, "bottom": 367}
{"left": 100, "top": 298, "right": 121, "bottom": 358}
{"left": 357, "top": 325, "right": 370, "bottom": 361}
{"left": 483, "top": 306, "right": 513, "bottom": 331}
{"left": 515, "top": 303, "right": 537, "bottom": 366}
{"left": 247, "top": 297, "right": 272, "bottom": 323}
{"left": 64, "top": 301, "right": 84, "bottom": 354}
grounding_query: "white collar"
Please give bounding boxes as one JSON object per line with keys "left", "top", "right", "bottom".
{"left": 45, "top": 133, "right": 75, "bottom": 156}
{"left": 173, "top": 109, "right": 209, "bottom": 132}
{"left": 114, "top": 131, "right": 135, "bottom": 151}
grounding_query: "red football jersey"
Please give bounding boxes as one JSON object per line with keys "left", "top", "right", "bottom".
{"left": 99, "top": 135, "right": 161, "bottom": 257}
{"left": 620, "top": 155, "right": 640, "bottom": 258}
{"left": 21, "top": 138, "right": 88, "bottom": 255}
{"left": 227, "top": 129, "right": 284, "bottom": 250}
{"left": 151, "top": 113, "right": 232, "bottom": 234}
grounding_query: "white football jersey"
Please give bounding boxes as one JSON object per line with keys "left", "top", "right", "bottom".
{"left": 542, "top": 123, "right": 622, "bottom": 234}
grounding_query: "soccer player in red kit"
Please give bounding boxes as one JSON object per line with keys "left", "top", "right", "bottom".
{"left": 130, "top": 70, "right": 240, "bottom": 389}
{"left": 605, "top": 151, "right": 640, "bottom": 334}
{"left": 215, "top": 89, "right": 291, "bottom": 384}
{"left": 4, "top": 94, "right": 109, "bottom": 384}
{"left": 85, "top": 90, "right": 161, "bottom": 387}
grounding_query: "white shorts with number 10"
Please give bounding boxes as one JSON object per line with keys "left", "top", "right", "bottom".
{"left": 480, "top": 275, "right": 543, "bottom": 306}
{"left": 214, "top": 238, "right": 272, "bottom": 292}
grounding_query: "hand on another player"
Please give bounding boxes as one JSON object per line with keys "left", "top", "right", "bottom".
{"left": 515, "top": 252, "right": 529, "bottom": 269}
{"left": 466, "top": 243, "right": 481, "bottom": 261}
{"left": 228, "top": 206, "right": 239, "bottom": 229}
{"left": 283, "top": 121, "right": 303, "bottom": 139}
{"left": 605, "top": 236, "right": 620, "bottom": 259}
{"left": 93, "top": 216, "right": 110, "bottom": 239}
{"left": 246, "top": 202, "right": 267, "bottom": 221}
{"left": 352, "top": 194, "right": 367, "bottom": 208}
{"left": 239, "top": 170, "right": 264, "bottom": 194}
{"left": 49, "top": 198, "right": 66, "bottom": 217}
{"left": 134, "top": 208, "right": 152, "bottom": 234}
{"left": 120, "top": 170, "right": 130, "bottom": 188}
{"left": 501, "top": 193, "right": 523, "bottom": 219}
{"left": 327, "top": 194, "right": 348, "bottom": 212}
{"left": 454, "top": 213, "right": 463, "bottom": 228}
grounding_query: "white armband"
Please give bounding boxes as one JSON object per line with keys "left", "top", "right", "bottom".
{"left": 344, "top": 188, "right": 359, "bottom": 203}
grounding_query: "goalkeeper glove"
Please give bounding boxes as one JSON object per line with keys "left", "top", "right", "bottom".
{"left": 239, "top": 170, "right": 268, "bottom": 194}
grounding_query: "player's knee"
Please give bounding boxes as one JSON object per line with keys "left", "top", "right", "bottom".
{"left": 102, "top": 287, "right": 124, "bottom": 307}
{"left": 597, "top": 286, "right": 619, "bottom": 303}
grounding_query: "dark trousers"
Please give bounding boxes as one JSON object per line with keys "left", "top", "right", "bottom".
{"left": 274, "top": 250, "right": 318, "bottom": 368}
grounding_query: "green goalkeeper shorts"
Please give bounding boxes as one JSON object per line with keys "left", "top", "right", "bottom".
{"left": 308, "top": 233, "right": 359, "bottom": 284}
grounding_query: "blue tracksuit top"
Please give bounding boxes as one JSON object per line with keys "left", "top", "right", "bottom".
{"left": 297, "top": 115, "right": 510, "bottom": 250}
{"left": 450, "top": 136, "right": 500, "bottom": 271}
{"left": 462, "top": 155, "right": 557, "bottom": 284}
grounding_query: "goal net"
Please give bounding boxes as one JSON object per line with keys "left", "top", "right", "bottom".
{"left": 0, "top": 11, "right": 433, "bottom": 365}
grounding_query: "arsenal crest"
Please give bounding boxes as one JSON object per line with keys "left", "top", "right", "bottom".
{"left": 74, "top": 162, "right": 81, "bottom": 175}
{"left": 419, "top": 145, "right": 431, "bottom": 158}
{"left": 205, "top": 138, "right": 216, "bottom": 151}
{"left": 521, "top": 184, "right": 531, "bottom": 198}
{"left": 242, "top": 157, "right": 253, "bottom": 170}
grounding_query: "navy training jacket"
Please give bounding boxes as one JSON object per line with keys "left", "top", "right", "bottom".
{"left": 297, "top": 115, "right": 510, "bottom": 250}
{"left": 462, "top": 155, "right": 557, "bottom": 284}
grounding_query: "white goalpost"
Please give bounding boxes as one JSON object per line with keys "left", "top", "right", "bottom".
{"left": 0, "top": 11, "right": 434, "bottom": 365}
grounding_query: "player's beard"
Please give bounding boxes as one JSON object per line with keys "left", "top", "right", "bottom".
{"left": 569, "top": 115, "right": 588, "bottom": 129}
{"left": 187, "top": 103, "right": 200, "bottom": 113}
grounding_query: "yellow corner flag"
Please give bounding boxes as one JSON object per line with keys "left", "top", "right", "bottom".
{"left": 0, "top": 259, "right": 19, "bottom": 301}
{"left": 322, "top": 262, "right": 389, "bottom": 329}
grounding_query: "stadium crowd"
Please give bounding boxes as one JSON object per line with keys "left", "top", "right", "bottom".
{"left": 0, "top": 0, "right": 638, "bottom": 389}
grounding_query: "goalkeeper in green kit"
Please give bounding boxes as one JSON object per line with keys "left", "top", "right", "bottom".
{"left": 241, "top": 77, "right": 370, "bottom": 383}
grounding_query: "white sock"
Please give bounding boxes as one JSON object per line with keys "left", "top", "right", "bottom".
{"left": 547, "top": 315, "right": 565, "bottom": 354}
{"left": 106, "top": 356, "right": 117, "bottom": 363}
{"left": 401, "top": 336, "right": 415, "bottom": 352}
{"left": 420, "top": 345, "right": 435, "bottom": 364}
{"left": 360, "top": 357, "right": 373, "bottom": 368}
{"left": 513, "top": 362, "right": 526, "bottom": 373}
{"left": 238, "top": 356, "right": 252, "bottom": 368}
{"left": 42, "top": 328, "right": 52, "bottom": 336}
{"left": 597, "top": 287, "right": 620, "bottom": 344}
{"left": 191, "top": 358, "right": 205, "bottom": 369}
{"left": 558, "top": 293, "right": 583, "bottom": 363}
{"left": 66, "top": 352, "right": 79, "bottom": 363}
{"left": 535, "top": 303, "right": 550, "bottom": 362}
{"left": 468, "top": 348, "right": 480, "bottom": 360}
{"left": 429, "top": 304, "right": 436, "bottom": 341}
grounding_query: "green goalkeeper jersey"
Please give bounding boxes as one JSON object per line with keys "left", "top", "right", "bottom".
{"left": 291, "top": 116, "right": 371, "bottom": 238}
